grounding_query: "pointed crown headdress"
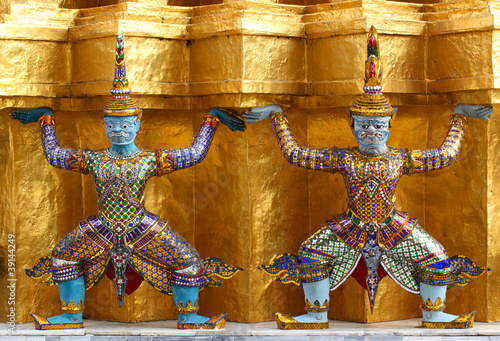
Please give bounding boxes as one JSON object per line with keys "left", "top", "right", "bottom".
{"left": 103, "top": 35, "right": 142, "bottom": 117}
{"left": 349, "top": 26, "right": 395, "bottom": 118}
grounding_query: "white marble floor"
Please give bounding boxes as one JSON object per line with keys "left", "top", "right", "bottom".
{"left": 2, "top": 318, "right": 500, "bottom": 340}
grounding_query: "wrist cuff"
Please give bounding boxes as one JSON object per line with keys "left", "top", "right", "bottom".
{"left": 451, "top": 114, "right": 467, "bottom": 127}
{"left": 38, "top": 115, "right": 55, "bottom": 127}
{"left": 204, "top": 114, "right": 220, "bottom": 128}
{"left": 270, "top": 112, "right": 285, "bottom": 121}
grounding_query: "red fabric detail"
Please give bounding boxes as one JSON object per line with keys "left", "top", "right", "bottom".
{"left": 105, "top": 264, "right": 144, "bottom": 295}
{"left": 351, "top": 259, "right": 388, "bottom": 291}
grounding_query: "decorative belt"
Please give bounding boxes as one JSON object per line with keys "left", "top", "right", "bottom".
{"left": 79, "top": 210, "right": 167, "bottom": 250}
{"left": 345, "top": 209, "right": 396, "bottom": 233}
{"left": 327, "top": 209, "right": 417, "bottom": 251}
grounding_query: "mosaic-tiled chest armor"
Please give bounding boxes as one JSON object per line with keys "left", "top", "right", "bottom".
{"left": 326, "top": 115, "right": 466, "bottom": 250}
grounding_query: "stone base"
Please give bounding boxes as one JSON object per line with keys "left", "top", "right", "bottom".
{"left": 2, "top": 318, "right": 500, "bottom": 340}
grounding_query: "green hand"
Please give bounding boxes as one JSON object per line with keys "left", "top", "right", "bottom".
{"left": 10, "top": 107, "right": 53, "bottom": 125}
{"left": 209, "top": 108, "right": 246, "bottom": 132}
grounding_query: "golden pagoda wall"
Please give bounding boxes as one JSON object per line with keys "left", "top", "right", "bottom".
{"left": 0, "top": 0, "right": 498, "bottom": 324}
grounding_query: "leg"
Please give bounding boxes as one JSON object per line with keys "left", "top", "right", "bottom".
{"left": 420, "top": 282, "right": 475, "bottom": 328}
{"left": 272, "top": 274, "right": 330, "bottom": 329}
{"left": 172, "top": 281, "right": 226, "bottom": 329}
{"left": 31, "top": 228, "right": 100, "bottom": 330}
{"left": 172, "top": 260, "right": 226, "bottom": 329}
{"left": 272, "top": 252, "right": 332, "bottom": 328}
{"left": 384, "top": 224, "right": 476, "bottom": 329}
{"left": 419, "top": 266, "right": 477, "bottom": 328}
{"left": 417, "top": 254, "right": 458, "bottom": 324}
{"left": 33, "top": 263, "right": 85, "bottom": 329}
{"left": 271, "top": 224, "right": 358, "bottom": 330}
{"left": 288, "top": 277, "right": 330, "bottom": 323}
{"left": 136, "top": 226, "right": 227, "bottom": 329}
{"left": 415, "top": 235, "right": 476, "bottom": 328}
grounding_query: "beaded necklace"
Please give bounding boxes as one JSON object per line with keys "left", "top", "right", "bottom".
{"left": 104, "top": 147, "right": 143, "bottom": 160}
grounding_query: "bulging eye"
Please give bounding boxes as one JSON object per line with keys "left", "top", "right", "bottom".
{"left": 361, "top": 125, "right": 369, "bottom": 129}
{"left": 107, "top": 124, "right": 113, "bottom": 129}
{"left": 122, "top": 124, "right": 128, "bottom": 129}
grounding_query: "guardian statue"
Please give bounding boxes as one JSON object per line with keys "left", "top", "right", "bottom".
{"left": 12, "top": 35, "right": 245, "bottom": 330}
{"left": 246, "top": 27, "right": 490, "bottom": 330}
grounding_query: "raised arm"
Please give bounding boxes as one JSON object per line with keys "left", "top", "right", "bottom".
{"left": 10, "top": 107, "right": 85, "bottom": 172}
{"left": 407, "top": 105, "right": 492, "bottom": 175}
{"left": 156, "top": 108, "right": 246, "bottom": 176}
{"left": 244, "top": 105, "right": 334, "bottom": 172}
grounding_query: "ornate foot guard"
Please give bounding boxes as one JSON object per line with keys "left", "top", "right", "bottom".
{"left": 31, "top": 313, "right": 83, "bottom": 330}
{"left": 422, "top": 311, "right": 476, "bottom": 329}
{"left": 273, "top": 312, "right": 329, "bottom": 330}
{"left": 177, "top": 313, "right": 227, "bottom": 329}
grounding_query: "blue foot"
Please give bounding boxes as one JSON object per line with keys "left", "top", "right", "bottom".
{"left": 422, "top": 311, "right": 476, "bottom": 329}
{"left": 178, "top": 313, "right": 210, "bottom": 324}
{"left": 422, "top": 311, "right": 457, "bottom": 323}
{"left": 293, "top": 312, "right": 327, "bottom": 323}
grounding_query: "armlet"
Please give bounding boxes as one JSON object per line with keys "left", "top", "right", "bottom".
{"left": 406, "top": 148, "right": 423, "bottom": 175}
{"left": 155, "top": 149, "right": 175, "bottom": 176}
{"left": 270, "top": 112, "right": 285, "bottom": 123}
{"left": 328, "top": 147, "right": 338, "bottom": 173}
{"left": 204, "top": 115, "right": 220, "bottom": 128}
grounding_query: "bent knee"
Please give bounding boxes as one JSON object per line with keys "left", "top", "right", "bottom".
{"left": 174, "top": 258, "right": 205, "bottom": 276}
{"left": 51, "top": 256, "right": 80, "bottom": 268}
{"left": 50, "top": 257, "right": 83, "bottom": 282}
{"left": 417, "top": 257, "right": 453, "bottom": 285}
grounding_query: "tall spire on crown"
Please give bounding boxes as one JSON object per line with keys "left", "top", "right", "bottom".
{"left": 103, "top": 35, "right": 142, "bottom": 117}
{"left": 349, "top": 26, "right": 394, "bottom": 117}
